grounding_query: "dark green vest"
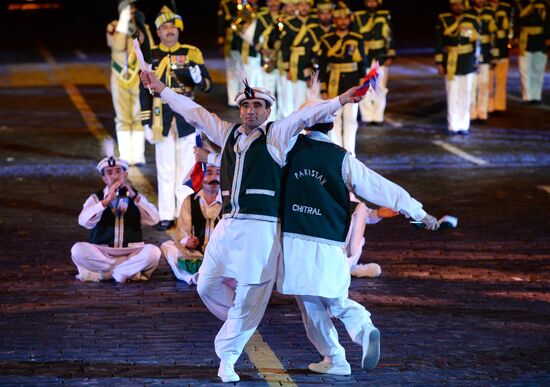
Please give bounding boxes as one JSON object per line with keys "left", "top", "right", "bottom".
{"left": 190, "top": 192, "right": 221, "bottom": 253}
{"left": 220, "top": 122, "right": 282, "bottom": 222}
{"left": 282, "top": 134, "right": 350, "bottom": 245}
{"left": 89, "top": 189, "right": 143, "bottom": 248}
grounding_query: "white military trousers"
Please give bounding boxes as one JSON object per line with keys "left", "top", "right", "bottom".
{"left": 489, "top": 58, "right": 509, "bottom": 112}
{"left": 470, "top": 64, "right": 490, "bottom": 120}
{"left": 111, "top": 73, "right": 145, "bottom": 165}
{"left": 519, "top": 51, "right": 548, "bottom": 102}
{"left": 445, "top": 73, "right": 473, "bottom": 132}
{"left": 331, "top": 103, "right": 359, "bottom": 154}
{"left": 155, "top": 122, "right": 195, "bottom": 221}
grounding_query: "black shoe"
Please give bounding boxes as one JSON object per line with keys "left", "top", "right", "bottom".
{"left": 477, "top": 119, "right": 488, "bottom": 125}
{"left": 370, "top": 121, "right": 383, "bottom": 126}
{"left": 491, "top": 110, "right": 505, "bottom": 117}
{"left": 458, "top": 130, "right": 470, "bottom": 136}
{"left": 530, "top": 100, "right": 542, "bottom": 105}
{"left": 446, "top": 130, "right": 460, "bottom": 135}
{"left": 156, "top": 220, "right": 174, "bottom": 231}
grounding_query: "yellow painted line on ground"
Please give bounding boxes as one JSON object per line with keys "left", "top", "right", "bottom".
{"left": 246, "top": 331, "right": 298, "bottom": 386}
{"left": 36, "top": 42, "right": 109, "bottom": 141}
{"left": 37, "top": 41, "right": 295, "bottom": 386}
{"left": 433, "top": 140, "right": 488, "bottom": 166}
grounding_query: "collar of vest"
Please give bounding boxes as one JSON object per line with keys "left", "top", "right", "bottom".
{"left": 158, "top": 42, "right": 182, "bottom": 53}
{"left": 235, "top": 122, "right": 271, "bottom": 138}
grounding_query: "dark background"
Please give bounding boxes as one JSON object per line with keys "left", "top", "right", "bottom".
{"left": 1, "top": 0, "right": 450, "bottom": 59}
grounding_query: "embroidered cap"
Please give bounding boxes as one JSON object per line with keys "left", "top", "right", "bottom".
{"left": 96, "top": 138, "right": 129, "bottom": 173}
{"left": 235, "top": 79, "right": 276, "bottom": 107}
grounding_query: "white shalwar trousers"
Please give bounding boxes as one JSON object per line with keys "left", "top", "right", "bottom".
{"left": 226, "top": 51, "right": 241, "bottom": 106}
{"left": 111, "top": 73, "right": 145, "bottom": 165}
{"left": 519, "top": 51, "right": 548, "bottom": 102}
{"left": 359, "top": 65, "right": 389, "bottom": 123}
{"left": 155, "top": 124, "right": 195, "bottom": 221}
{"left": 295, "top": 295, "right": 373, "bottom": 364}
{"left": 71, "top": 242, "right": 161, "bottom": 283}
{"left": 445, "top": 73, "right": 473, "bottom": 132}
{"left": 470, "top": 64, "right": 490, "bottom": 120}
{"left": 197, "top": 274, "right": 274, "bottom": 365}
{"left": 489, "top": 58, "right": 509, "bottom": 112}
{"left": 331, "top": 103, "right": 359, "bottom": 154}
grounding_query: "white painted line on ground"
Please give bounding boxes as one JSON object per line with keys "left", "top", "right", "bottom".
{"left": 538, "top": 185, "right": 550, "bottom": 195}
{"left": 74, "top": 50, "right": 88, "bottom": 60}
{"left": 433, "top": 140, "right": 488, "bottom": 165}
{"left": 385, "top": 117, "right": 403, "bottom": 128}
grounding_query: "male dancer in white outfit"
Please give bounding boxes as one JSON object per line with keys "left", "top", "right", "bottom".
{"left": 140, "top": 69, "right": 363, "bottom": 382}
{"left": 71, "top": 141, "right": 161, "bottom": 283}
{"left": 278, "top": 96, "right": 439, "bottom": 375}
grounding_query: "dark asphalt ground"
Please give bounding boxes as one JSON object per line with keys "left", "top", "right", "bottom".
{"left": 1, "top": 5, "right": 550, "bottom": 386}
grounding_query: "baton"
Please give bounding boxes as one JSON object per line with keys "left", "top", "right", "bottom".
{"left": 132, "top": 37, "right": 153, "bottom": 95}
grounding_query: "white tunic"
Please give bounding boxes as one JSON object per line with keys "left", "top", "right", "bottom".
{"left": 278, "top": 131, "right": 427, "bottom": 298}
{"left": 78, "top": 187, "right": 160, "bottom": 230}
{"left": 160, "top": 88, "right": 343, "bottom": 284}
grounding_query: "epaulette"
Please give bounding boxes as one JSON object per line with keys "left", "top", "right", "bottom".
{"left": 348, "top": 31, "right": 363, "bottom": 39}
{"left": 321, "top": 32, "right": 336, "bottom": 40}
{"left": 376, "top": 10, "right": 390, "bottom": 15}
{"left": 354, "top": 10, "right": 367, "bottom": 16}
{"left": 181, "top": 44, "right": 205, "bottom": 64}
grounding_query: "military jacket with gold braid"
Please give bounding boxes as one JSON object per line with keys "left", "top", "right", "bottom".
{"left": 352, "top": 9, "right": 396, "bottom": 64}
{"left": 435, "top": 12, "right": 480, "bottom": 80}
{"left": 139, "top": 43, "right": 212, "bottom": 140}
{"left": 280, "top": 15, "right": 320, "bottom": 81}
{"left": 491, "top": 1, "right": 514, "bottom": 58}
{"left": 465, "top": 5, "right": 498, "bottom": 64}
{"left": 317, "top": 31, "right": 366, "bottom": 99}
{"left": 514, "top": 0, "right": 550, "bottom": 53}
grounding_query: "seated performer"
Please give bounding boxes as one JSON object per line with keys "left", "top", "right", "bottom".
{"left": 161, "top": 164, "right": 222, "bottom": 285}
{"left": 71, "top": 140, "right": 161, "bottom": 283}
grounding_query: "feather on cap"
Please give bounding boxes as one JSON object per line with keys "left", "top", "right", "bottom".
{"left": 96, "top": 138, "right": 129, "bottom": 173}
